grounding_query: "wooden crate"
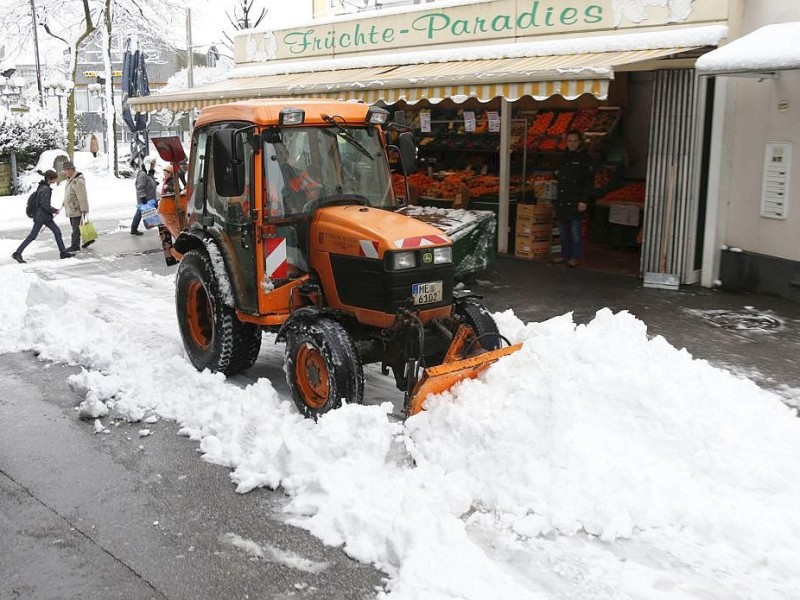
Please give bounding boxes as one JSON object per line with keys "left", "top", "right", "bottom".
{"left": 516, "top": 202, "right": 553, "bottom": 224}
{"left": 515, "top": 238, "right": 551, "bottom": 260}
{"left": 515, "top": 222, "right": 552, "bottom": 242}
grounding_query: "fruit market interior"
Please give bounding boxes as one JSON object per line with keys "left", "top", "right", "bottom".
{"left": 386, "top": 71, "right": 653, "bottom": 276}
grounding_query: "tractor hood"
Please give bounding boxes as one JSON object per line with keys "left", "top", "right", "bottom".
{"left": 312, "top": 205, "right": 451, "bottom": 259}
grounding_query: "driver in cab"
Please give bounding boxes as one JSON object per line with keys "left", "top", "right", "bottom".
{"left": 266, "top": 146, "right": 324, "bottom": 218}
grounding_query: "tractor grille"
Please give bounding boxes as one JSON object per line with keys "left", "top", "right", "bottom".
{"left": 330, "top": 254, "right": 454, "bottom": 313}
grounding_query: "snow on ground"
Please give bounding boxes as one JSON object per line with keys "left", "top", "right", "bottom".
{"left": 3, "top": 167, "right": 800, "bottom": 598}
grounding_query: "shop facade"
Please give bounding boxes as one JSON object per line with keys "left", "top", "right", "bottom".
{"left": 134, "top": 0, "right": 742, "bottom": 285}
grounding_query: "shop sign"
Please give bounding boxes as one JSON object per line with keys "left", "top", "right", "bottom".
{"left": 420, "top": 111, "right": 431, "bottom": 133}
{"left": 464, "top": 111, "right": 476, "bottom": 132}
{"left": 760, "top": 141, "right": 792, "bottom": 220}
{"left": 83, "top": 70, "right": 123, "bottom": 78}
{"left": 237, "top": 0, "right": 729, "bottom": 64}
{"left": 488, "top": 111, "right": 500, "bottom": 133}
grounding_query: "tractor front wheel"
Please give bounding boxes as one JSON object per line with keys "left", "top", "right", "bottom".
{"left": 285, "top": 318, "right": 363, "bottom": 419}
{"left": 175, "top": 249, "right": 262, "bottom": 375}
{"left": 455, "top": 299, "right": 502, "bottom": 351}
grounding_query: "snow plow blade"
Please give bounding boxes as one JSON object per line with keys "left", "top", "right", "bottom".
{"left": 406, "top": 326, "right": 522, "bottom": 416}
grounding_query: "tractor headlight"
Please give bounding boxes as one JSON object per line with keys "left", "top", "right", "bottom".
{"left": 433, "top": 246, "right": 453, "bottom": 264}
{"left": 367, "top": 106, "right": 389, "bottom": 125}
{"left": 390, "top": 251, "right": 417, "bottom": 270}
{"left": 279, "top": 108, "right": 305, "bottom": 125}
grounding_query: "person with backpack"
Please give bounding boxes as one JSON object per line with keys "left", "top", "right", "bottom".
{"left": 62, "top": 161, "right": 91, "bottom": 251}
{"left": 12, "top": 170, "right": 75, "bottom": 263}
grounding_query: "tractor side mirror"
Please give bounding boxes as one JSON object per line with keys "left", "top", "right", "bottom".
{"left": 397, "top": 131, "right": 416, "bottom": 176}
{"left": 212, "top": 129, "right": 245, "bottom": 198}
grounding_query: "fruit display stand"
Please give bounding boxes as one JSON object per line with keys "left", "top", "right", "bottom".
{"left": 398, "top": 205, "right": 497, "bottom": 280}
{"left": 591, "top": 181, "right": 645, "bottom": 248}
{"left": 514, "top": 107, "right": 621, "bottom": 154}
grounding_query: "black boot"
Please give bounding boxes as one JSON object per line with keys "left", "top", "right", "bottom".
{"left": 60, "top": 251, "right": 75, "bottom": 259}
{"left": 12, "top": 252, "right": 26, "bottom": 263}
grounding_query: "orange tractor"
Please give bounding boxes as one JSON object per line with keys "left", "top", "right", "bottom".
{"left": 153, "top": 99, "right": 519, "bottom": 418}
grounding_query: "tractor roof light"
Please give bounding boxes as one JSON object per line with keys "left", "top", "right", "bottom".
{"left": 367, "top": 106, "right": 389, "bottom": 125}
{"left": 279, "top": 108, "right": 305, "bottom": 126}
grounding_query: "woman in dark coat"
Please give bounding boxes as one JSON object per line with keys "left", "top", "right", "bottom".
{"left": 12, "top": 170, "right": 74, "bottom": 263}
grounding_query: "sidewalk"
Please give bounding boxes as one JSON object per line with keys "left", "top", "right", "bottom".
{"left": 470, "top": 255, "right": 800, "bottom": 409}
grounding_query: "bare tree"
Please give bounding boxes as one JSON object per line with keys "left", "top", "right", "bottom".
{"left": 222, "top": 0, "right": 268, "bottom": 56}
{"left": 0, "top": 0, "right": 184, "bottom": 166}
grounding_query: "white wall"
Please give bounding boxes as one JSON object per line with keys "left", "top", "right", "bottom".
{"left": 720, "top": 1, "right": 800, "bottom": 261}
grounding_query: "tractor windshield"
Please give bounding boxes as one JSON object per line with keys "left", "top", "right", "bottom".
{"left": 264, "top": 125, "right": 395, "bottom": 219}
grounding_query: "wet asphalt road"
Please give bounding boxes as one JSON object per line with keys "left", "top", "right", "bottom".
{"left": 2, "top": 218, "right": 799, "bottom": 599}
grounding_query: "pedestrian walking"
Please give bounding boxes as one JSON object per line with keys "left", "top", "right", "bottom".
{"left": 12, "top": 170, "right": 75, "bottom": 263}
{"left": 130, "top": 159, "right": 158, "bottom": 235}
{"left": 553, "top": 130, "right": 594, "bottom": 268}
{"left": 62, "top": 161, "right": 90, "bottom": 251}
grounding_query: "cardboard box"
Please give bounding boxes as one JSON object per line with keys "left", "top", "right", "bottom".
{"left": 452, "top": 184, "right": 471, "bottom": 209}
{"left": 533, "top": 180, "right": 558, "bottom": 201}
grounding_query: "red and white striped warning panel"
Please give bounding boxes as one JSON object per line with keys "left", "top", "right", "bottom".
{"left": 264, "top": 237, "right": 288, "bottom": 279}
{"left": 393, "top": 235, "right": 448, "bottom": 249}
{"left": 359, "top": 240, "right": 379, "bottom": 258}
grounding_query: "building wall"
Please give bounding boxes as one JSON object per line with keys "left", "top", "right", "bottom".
{"left": 724, "top": 70, "right": 800, "bottom": 260}
{"left": 704, "top": 0, "right": 800, "bottom": 300}
{"left": 720, "top": 1, "right": 800, "bottom": 262}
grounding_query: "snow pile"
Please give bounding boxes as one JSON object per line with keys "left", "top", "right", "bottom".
{"left": 0, "top": 258, "right": 799, "bottom": 598}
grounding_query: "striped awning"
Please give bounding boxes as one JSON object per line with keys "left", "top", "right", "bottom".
{"left": 130, "top": 47, "right": 691, "bottom": 112}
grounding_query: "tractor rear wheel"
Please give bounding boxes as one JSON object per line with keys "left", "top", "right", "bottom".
{"left": 455, "top": 299, "right": 502, "bottom": 351}
{"left": 176, "top": 249, "right": 262, "bottom": 375}
{"left": 285, "top": 318, "right": 364, "bottom": 419}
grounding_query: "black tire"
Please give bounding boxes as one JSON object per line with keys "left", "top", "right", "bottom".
{"left": 175, "top": 249, "right": 262, "bottom": 375}
{"left": 285, "top": 318, "right": 364, "bottom": 419}
{"left": 455, "top": 299, "right": 503, "bottom": 351}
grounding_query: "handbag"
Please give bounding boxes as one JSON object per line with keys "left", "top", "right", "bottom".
{"left": 139, "top": 198, "right": 163, "bottom": 229}
{"left": 79, "top": 219, "right": 98, "bottom": 247}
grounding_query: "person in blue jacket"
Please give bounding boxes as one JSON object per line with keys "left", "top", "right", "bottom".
{"left": 12, "top": 170, "right": 75, "bottom": 263}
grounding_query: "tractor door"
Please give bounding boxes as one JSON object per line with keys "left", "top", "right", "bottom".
{"left": 207, "top": 124, "right": 259, "bottom": 313}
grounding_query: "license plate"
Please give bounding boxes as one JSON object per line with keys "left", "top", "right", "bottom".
{"left": 412, "top": 281, "right": 443, "bottom": 305}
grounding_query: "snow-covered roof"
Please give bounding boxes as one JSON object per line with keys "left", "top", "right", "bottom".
{"left": 696, "top": 21, "right": 800, "bottom": 74}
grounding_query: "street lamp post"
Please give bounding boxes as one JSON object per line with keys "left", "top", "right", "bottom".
{"left": 42, "top": 78, "right": 73, "bottom": 127}
{"left": 0, "top": 74, "right": 25, "bottom": 107}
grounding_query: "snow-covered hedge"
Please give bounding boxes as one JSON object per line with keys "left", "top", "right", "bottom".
{"left": 0, "top": 106, "right": 66, "bottom": 167}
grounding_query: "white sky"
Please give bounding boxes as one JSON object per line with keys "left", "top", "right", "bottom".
{"left": 2, "top": 157, "right": 800, "bottom": 598}
{"left": 0, "top": 0, "right": 312, "bottom": 67}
